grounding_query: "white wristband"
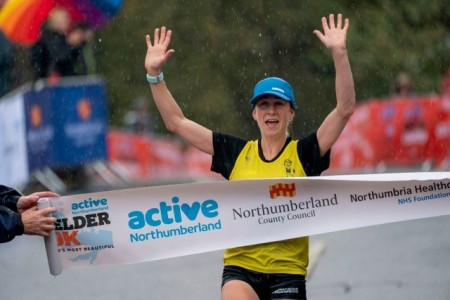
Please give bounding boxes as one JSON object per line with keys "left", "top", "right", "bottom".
{"left": 146, "top": 72, "right": 164, "bottom": 84}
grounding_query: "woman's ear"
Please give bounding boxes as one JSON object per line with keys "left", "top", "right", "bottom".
{"left": 289, "top": 109, "right": 295, "bottom": 121}
{"left": 252, "top": 109, "right": 257, "bottom": 121}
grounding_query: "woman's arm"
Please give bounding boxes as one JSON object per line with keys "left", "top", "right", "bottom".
{"left": 144, "top": 27, "right": 213, "bottom": 155}
{"left": 314, "top": 14, "right": 356, "bottom": 157}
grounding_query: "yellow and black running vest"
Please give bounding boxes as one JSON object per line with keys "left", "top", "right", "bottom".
{"left": 211, "top": 132, "right": 329, "bottom": 275}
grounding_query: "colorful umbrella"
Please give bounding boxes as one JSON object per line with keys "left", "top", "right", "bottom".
{"left": 0, "top": 0, "right": 123, "bottom": 46}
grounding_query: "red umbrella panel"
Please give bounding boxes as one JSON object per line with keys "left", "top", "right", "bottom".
{"left": 0, "top": 0, "right": 123, "bottom": 46}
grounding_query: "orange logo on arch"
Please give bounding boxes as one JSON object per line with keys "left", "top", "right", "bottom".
{"left": 269, "top": 183, "right": 296, "bottom": 199}
{"left": 30, "top": 105, "right": 42, "bottom": 127}
{"left": 77, "top": 98, "right": 91, "bottom": 121}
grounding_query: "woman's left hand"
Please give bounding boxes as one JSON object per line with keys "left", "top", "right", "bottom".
{"left": 313, "top": 14, "right": 349, "bottom": 52}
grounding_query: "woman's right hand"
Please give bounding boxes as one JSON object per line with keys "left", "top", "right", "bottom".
{"left": 144, "top": 27, "right": 175, "bottom": 76}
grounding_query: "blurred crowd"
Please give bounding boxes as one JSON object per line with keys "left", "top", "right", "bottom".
{"left": 0, "top": 7, "right": 159, "bottom": 136}
{"left": 0, "top": 7, "right": 96, "bottom": 98}
{"left": 31, "top": 7, "right": 95, "bottom": 80}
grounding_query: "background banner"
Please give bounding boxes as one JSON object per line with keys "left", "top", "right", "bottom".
{"left": 41, "top": 172, "right": 450, "bottom": 275}
{"left": 25, "top": 79, "right": 108, "bottom": 172}
{"left": 0, "top": 90, "right": 28, "bottom": 186}
{"left": 328, "top": 95, "right": 450, "bottom": 173}
{"left": 0, "top": 77, "right": 108, "bottom": 188}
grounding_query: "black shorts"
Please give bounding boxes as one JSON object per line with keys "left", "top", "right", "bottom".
{"left": 222, "top": 265, "right": 307, "bottom": 300}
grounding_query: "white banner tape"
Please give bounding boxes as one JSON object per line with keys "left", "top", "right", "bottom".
{"left": 39, "top": 172, "right": 450, "bottom": 275}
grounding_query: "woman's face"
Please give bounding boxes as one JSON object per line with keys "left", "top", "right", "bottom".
{"left": 252, "top": 96, "right": 295, "bottom": 137}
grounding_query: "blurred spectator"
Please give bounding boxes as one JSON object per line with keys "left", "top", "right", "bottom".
{"left": 391, "top": 72, "right": 413, "bottom": 97}
{"left": 31, "top": 7, "right": 74, "bottom": 79}
{"left": 0, "top": 29, "right": 13, "bottom": 97}
{"left": 80, "top": 24, "right": 97, "bottom": 75}
{"left": 123, "top": 97, "right": 157, "bottom": 135}
{"left": 67, "top": 22, "right": 96, "bottom": 75}
{"left": 441, "top": 66, "right": 450, "bottom": 95}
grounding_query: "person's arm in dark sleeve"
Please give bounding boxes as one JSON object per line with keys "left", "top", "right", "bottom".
{"left": 0, "top": 207, "right": 24, "bottom": 243}
{"left": 0, "top": 185, "right": 21, "bottom": 210}
{"left": 0, "top": 185, "right": 24, "bottom": 243}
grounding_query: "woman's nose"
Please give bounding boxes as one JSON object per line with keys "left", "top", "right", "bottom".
{"left": 267, "top": 104, "right": 276, "bottom": 113}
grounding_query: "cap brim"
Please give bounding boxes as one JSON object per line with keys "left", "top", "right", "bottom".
{"left": 250, "top": 91, "right": 293, "bottom": 106}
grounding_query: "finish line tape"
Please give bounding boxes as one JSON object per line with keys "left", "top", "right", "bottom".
{"left": 39, "top": 172, "right": 450, "bottom": 276}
